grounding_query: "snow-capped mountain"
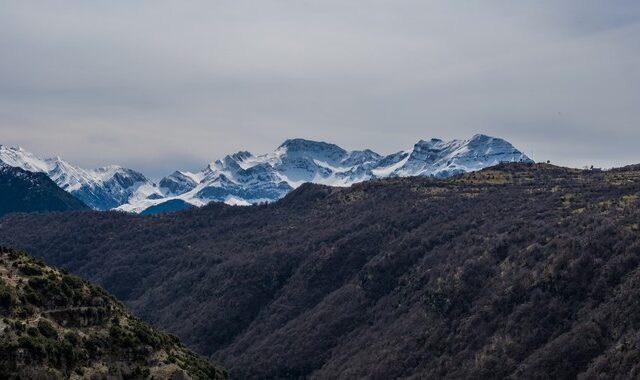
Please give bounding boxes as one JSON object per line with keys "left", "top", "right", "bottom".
{"left": 118, "top": 134, "right": 533, "bottom": 213}
{"left": 0, "top": 145, "right": 161, "bottom": 210}
{"left": 1, "top": 135, "right": 532, "bottom": 213}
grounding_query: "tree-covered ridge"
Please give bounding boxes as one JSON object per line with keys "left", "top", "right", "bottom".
{"left": 1, "top": 163, "right": 640, "bottom": 379}
{"left": 0, "top": 247, "right": 227, "bottom": 379}
{"left": 0, "top": 165, "right": 88, "bottom": 217}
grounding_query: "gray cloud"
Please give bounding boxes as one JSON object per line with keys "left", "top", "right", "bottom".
{"left": 0, "top": 0, "right": 639, "bottom": 178}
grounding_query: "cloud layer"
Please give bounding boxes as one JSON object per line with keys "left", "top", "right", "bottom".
{"left": 1, "top": 1, "right": 639, "bottom": 177}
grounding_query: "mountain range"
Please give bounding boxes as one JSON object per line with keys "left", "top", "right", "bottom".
{"left": 3, "top": 163, "right": 639, "bottom": 379}
{"left": 0, "top": 134, "right": 532, "bottom": 213}
{"left": 0, "top": 145, "right": 159, "bottom": 210}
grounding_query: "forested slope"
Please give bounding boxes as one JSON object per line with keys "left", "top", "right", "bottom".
{"left": 0, "top": 165, "right": 88, "bottom": 217}
{"left": 1, "top": 163, "right": 640, "bottom": 379}
{"left": 0, "top": 247, "right": 227, "bottom": 379}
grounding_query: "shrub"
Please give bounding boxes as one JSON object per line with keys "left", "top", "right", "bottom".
{"left": 27, "top": 326, "right": 40, "bottom": 337}
{"left": 37, "top": 320, "right": 58, "bottom": 339}
{"left": 0, "top": 283, "right": 15, "bottom": 313}
{"left": 18, "top": 264, "right": 42, "bottom": 276}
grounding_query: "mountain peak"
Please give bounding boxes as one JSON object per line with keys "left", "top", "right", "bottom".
{"left": 229, "top": 150, "right": 253, "bottom": 162}
{"left": 94, "top": 164, "right": 124, "bottom": 172}
{"left": 0, "top": 145, "right": 159, "bottom": 210}
{"left": 414, "top": 138, "right": 445, "bottom": 148}
{"left": 133, "top": 134, "right": 532, "bottom": 211}
{"left": 470, "top": 133, "right": 493, "bottom": 140}
{"left": 278, "top": 138, "right": 346, "bottom": 154}
{"left": 0, "top": 144, "right": 52, "bottom": 173}
{"left": 3, "top": 136, "right": 533, "bottom": 212}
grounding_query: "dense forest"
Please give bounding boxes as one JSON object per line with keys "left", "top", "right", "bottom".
{"left": 0, "top": 247, "right": 227, "bottom": 379}
{"left": 1, "top": 163, "right": 640, "bottom": 379}
{"left": 0, "top": 165, "right": 88, "bottom": 217}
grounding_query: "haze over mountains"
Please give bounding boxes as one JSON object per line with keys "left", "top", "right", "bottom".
{"left": 0, "top": 134, "right": 532, "bottom": 213}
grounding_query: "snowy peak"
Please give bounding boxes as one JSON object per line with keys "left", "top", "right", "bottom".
{"left": 159, "top": 171, "right": 199, "bottom": 196}
{"left": 395, "top": 134, "right": 532, "bottom": 177}
{"left": 465, "top": 134, "right": 526, "bottom": 158}
{"left": 0, "top": 145, "right": 159, "bottom": 210}
{"left": 2, "top": 135, "right": 532, "bottom": 213}
{"left": 45, "top": 157, "right": 91, "bottom": 192}
{"left": 277, "top": 138, "right": 348, "bottom": 163}
{"left": 122, "top": 134, "right": 531, "bottom": 214}
{"left": 406, "top": 138, "right": 452, "bottom": 165}
{"left": 415, "top": 138, "right": 444, "bottom": 146}
{"left": 218, "top": 154, "right": 245, "bottom": 173}
{"left": 0, "top": 145, "right": 52, "bottom": 173}
{"left": 278, "top": 138, "right": 345, "bottom": 153}
{"left": 229, "top": 150, "right": 253, "bottom": 162}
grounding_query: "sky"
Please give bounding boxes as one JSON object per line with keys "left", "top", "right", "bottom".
{"left": 1, "top": 1, "right": 639, "bottom": 178}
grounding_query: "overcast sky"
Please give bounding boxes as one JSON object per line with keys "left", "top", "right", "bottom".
{"left": 1, "top": 1, "right": 639, "bottom": 178}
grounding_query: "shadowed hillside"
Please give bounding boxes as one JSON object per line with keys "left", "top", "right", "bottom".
{"left": 0, "top": 165, "right": 88, "bottom": 217}
{"left": 1, "top": 163, "right": 640, "bottom": 379}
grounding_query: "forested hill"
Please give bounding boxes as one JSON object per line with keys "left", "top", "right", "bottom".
{"left": 1, "top": 163, "right": 640, "bottom": 379}
{"left": 0, "top": 247, "right": 227, "bottom": 379}
{"left": 0, "top": 165, "right": 88, "bottom": 217}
